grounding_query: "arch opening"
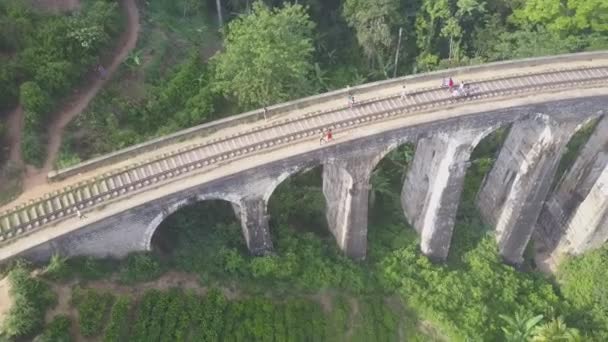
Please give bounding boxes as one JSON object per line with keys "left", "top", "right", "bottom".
{"left": 551, "top": 116, "right": 602, "bottom": 191}
{"left": 533, "top": 115, "right": 605, "bottom": 265}
{"left": 267, "top": 165, "right": 329, "bottom": 239}
{"left": 149, "top": 199, "right": 245, "bottom": 260}
{"left": 449, "top": 124, "right": 511, "bottom": 264}
{"left": 368, "top": 143, "right": 417, "bottom": 229}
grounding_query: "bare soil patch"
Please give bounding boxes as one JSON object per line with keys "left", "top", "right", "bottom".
{"left": 0, "top": 276, "right": 13, "bottom": 332}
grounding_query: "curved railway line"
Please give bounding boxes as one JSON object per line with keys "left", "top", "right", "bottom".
{"left": 1, "top": 66, "right": 608, "bottom": 246}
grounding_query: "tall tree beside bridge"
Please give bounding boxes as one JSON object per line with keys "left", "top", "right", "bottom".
{"left": 212, "top": 1, "right": 315, "bottom": 109}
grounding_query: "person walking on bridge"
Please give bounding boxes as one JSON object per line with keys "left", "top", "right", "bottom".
{"left": 348, "top": 94, "right": 356, "bottom": 108}
{"left": 320, "top": 128, "right": 333, "bottom": 145}
{"left": 400, "top": 85, "right": 407, "bottom": 100}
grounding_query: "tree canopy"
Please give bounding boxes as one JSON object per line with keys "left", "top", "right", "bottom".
{"left": 212, "top": 1, "right": 316, "bottom": 109}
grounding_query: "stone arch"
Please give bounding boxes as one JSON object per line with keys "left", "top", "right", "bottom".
{"left": 536, "top": 111, "right": 608, "bottom": 258}
{"left": 475, "top": 112, "right": 596, "bottom": 264}
{"left": 259, "top": 163, "right": 320, "bottom": 204}
{"left": 397, "top": 124, "right": 504, "bottom": 260}
{"left": 142, "top": 193, "right": 240, "bottom": 251}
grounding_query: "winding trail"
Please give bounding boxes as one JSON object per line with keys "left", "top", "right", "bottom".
{"left": 5, "top": 104, "right": 24, "bottom": 166}
{"left": 22, "top": 0, "right": 140, "bottom": 191}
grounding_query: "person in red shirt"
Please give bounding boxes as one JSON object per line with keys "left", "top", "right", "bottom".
{"left": 320, "top": 128, "right": 333, "bottom": 145}
{"left": 448, "top": 77, "right": 454, "bottom": 92}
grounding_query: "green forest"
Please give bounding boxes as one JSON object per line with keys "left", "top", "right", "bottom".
{"left": 1, "top": 0, "right": 608, "bottom": 341}
{"left": 2, "top": 127, "right": 608, "bottom": 341}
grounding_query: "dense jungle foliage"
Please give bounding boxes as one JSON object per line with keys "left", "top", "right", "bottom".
{"left": 1, "top": 0, "right": 608, "bottom": 341}
{"left": 0, "top": 0, "right": 122, "bottom": 166}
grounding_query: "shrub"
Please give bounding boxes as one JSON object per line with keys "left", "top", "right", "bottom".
{"left": 1, "top": 263, "right": 56, "bottom": 338}
{"left": 54, "top": 149, "right": 82, "bottom": 170}
{"left": 118, "top": 253, "right": 163, "bottom": 284}
{"left": 65, "top": 256, "right": 115, "bottom": 281}
{"left": 558, "top": 246, "right": 608, "bottom": 339}
{"left": 36, "top": 315, "right": 72, "bottom": 342}
{"left": 250, "top": 256, "right": 280, "bottom": 278}
{"left": 20, "top": 81, "right": 50, "bottom": 124}
{"left": 43, "top": 254, "right": 69, "bottom": 281}
{"left": 103, "top": 296, "right": 131, "bottom": 342}
{"left": 21, "top": 129, "right": 46, "bottom": 167}
{"left": 72, "top": 288, "right": 114, "bottom": 337}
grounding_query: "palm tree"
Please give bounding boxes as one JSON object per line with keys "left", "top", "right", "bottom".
{"left": 499, "top": 312, "right": 544, "bottom": 342}
{"left": 532, "top": 317, "right": 582, "bottom": 342}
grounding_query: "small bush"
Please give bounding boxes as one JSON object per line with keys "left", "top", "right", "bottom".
{"left": 118, "top": 253, "right": 163, "bottom": 284}
{"left": 103, "top": 296, "right": 131, "bottom": 342}
{"left": 20, "top": 81, "right": 50, "bottom": 122}
{"left": 72, "top": 288, "right": 114, "bottom": 337}
{"left": 36, "top": 315, "right": 72, "bottom": 342}
{"left": 65, "top": 256, "right": 115, "bottom": 281}
{"left": 250, "top": 256, "right": 280, "bottom": 278}
{"left": 43, "top": 254, "right": 69, "bottom": 281}
{"left": 54, "top": 149, "right": 82, "bottom": 170}
{"left": 1, "top": 263, "right": 56, "bottom": 338}
{"left": 21, "top": 129, "right": 46, "bottom": 168}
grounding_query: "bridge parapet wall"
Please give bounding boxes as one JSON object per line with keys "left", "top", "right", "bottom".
{"left": 49, "top": 51, "right": 608, "bottom": 181}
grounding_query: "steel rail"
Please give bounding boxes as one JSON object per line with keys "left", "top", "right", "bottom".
{"left": 1, "top": 66, "right": 608, "bottom": 244}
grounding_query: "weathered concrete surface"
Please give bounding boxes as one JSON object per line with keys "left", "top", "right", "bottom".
{"left": 402, "top": 128, "right": 493, "bottom": 260}
{"left": 538, "top": 115, "right": 608, "bottom": 256}
{"left": 322, "top": 150, "right": 390, "bottom": 260}
{"left": 477, "top": 114, "right": 580, "bottom": 264}
{"left": 236, "top": 197, "right": 273, "bottom": 255}
{"left": 23, "top": 166, "right": 308, "bottom": 261}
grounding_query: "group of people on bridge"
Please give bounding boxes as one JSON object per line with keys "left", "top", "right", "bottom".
{"left": 322, "top": 76, "right": 478, "bottom": 145}
{"left": 444, "top": 77, "right": 475, "bottom": 97}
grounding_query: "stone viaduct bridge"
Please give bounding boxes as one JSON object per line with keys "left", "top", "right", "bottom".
{"left": 2, "top": 52, "right": 608, "bottom": 266}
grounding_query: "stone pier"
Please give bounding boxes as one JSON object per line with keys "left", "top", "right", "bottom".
{"left": 402, "top": 129, "right": 489, "bottom": 260}
{"left": 538, "top": 115, "right": 608, "bottom": 256}
{"left": 235, "top": 197, "right": 274, "bottom": 255}
{"left": 477, "top": 114, "right": 576, "bottom": 264}
{"left": 322, "top": 151, "right": 386, "bottom": 260}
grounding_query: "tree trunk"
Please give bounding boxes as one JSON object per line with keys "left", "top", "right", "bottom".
{"left": 216, "top": 0, "right": 224, "bottom": 27}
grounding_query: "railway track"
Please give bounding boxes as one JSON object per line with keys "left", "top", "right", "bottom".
{"left": 1, "top": 65, "right": 608, "bottom": 245}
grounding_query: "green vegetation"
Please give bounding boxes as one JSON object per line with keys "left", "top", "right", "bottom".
{"left": 0, "top": 0, "right": 121, "bottom": 166}
{"left": 118, "top": 253, "right": 164, "bottom": 284}
{"left": 38, "top": 315, "right": 72, "bottom": 342}
{"left": 3, "top": 124, "right": 607, "bottom": 341}
{"left": 213, "top": 2, "right": 316, "bottom": 109}
{"left": 71, "top": 287, "right": 114, "bottom": 337}
{"left": 558, "top": 246, "right": 608, "bottom": 339}
{"left": 1, "top": 0, "right": 608, "bottom": 341}
{"left": 0, "top": 161, "right": 23, "bottom": 206}
{"left": 103, "top": 296, "right": 131, "bottom": 342}
{"left": 0, "top": 262, "right": 56, "bottom": 339}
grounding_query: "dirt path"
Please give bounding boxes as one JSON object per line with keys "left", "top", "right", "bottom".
{"left": 0, "top": 276, "right": 12, "bottom": 333}
{"left": 22, "top": 0, "right": 140, "bottom": 191}
{"left": 5, "top": 104, "right": 24, "bottom": 165}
